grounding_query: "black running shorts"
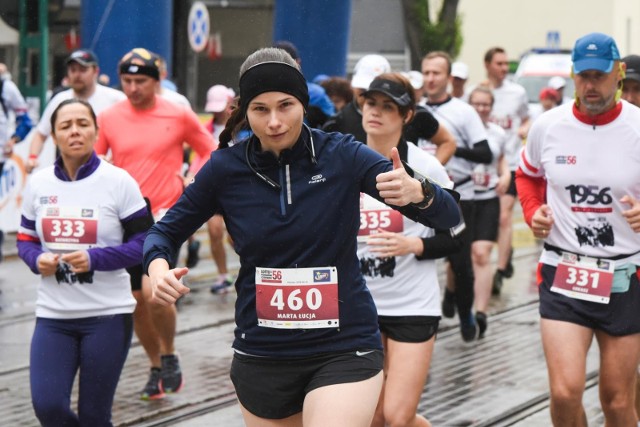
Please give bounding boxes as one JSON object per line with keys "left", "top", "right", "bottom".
{"left": 378, "top": 315, "right": 440, "bottom": 343}
{"left": 230, "top": 349, "right": 383, "bottom": 419}
{"left": 472, "top": 197, "right": 500, "bottom": 242}
{"left": 505, "top": 170, "right": 517, "bottom": 197}
{"left": 538, "top": 263, "right": 640, "bottom": 336}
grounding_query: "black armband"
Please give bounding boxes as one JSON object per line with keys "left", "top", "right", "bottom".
{"left": 416, "top": 228, "right": 464, "bottom": 260}
{"left": 455, "top": 139, "right": 493, "bottom": 164}
{"left": 123, "top": 200, "right": 155, "bottom": 242}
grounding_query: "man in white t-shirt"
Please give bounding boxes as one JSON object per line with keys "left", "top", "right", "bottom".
{"left": 481, "top": 47, "right": 530, "bottom": 294}
{"left": 26, "top": 49, "right": 126, "bottom": 173}
{"left": 518, "top": 32, "right": 640, "bottom": 426}
{"left": 420, "top": 51, "right": 492, "bottom": 342}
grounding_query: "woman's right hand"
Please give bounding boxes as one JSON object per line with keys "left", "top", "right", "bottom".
{"left": 37, "top": 253, "right": 59, "bottom": 276}
{"left": 149, "top": 259, "right": 191, "bottom": 306}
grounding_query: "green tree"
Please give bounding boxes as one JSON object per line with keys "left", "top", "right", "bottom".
{"left": 401, "top": 0, "right": 463, "bottom": 69}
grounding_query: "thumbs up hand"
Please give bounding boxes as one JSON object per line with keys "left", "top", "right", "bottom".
{"left": 376, "top": 147, "right": 425, "bottom": 207}
{"left": 390, "top": 146, "right": 403, "bottom": 170}
{"left": 621, "top": 195, "right": 640, "bottom": 232}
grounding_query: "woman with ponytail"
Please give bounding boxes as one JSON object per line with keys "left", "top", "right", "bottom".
{"left": 143, "top": 47, "right": 460, "bottom": 427}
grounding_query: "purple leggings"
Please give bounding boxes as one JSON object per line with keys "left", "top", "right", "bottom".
{"left": 30, "top": 314, "right": 133, "bottom": 426}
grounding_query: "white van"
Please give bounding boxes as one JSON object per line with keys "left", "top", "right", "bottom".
{"left": 513, "top": 48, "right": 574, "bottom": 117}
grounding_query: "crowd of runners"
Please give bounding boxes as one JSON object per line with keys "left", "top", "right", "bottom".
{"left": 2, "top": 29, "right": 640, "bottom": 427}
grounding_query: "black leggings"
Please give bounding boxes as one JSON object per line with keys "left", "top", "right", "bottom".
{"left": 448, "top": 200, "right": 476, "bottom": 319}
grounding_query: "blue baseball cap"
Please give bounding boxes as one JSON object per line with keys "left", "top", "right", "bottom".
{"left": 572, "top": 32, "right": 620, "bottom": 73}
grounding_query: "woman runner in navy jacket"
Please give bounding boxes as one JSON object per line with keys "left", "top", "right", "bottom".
{"left": 143, "top": 47, "right": 460, "bottom": 427}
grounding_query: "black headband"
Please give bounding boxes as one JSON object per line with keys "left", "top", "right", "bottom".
{"left": 119, "top": 48, "right": 161, "bottom": 80}
{"left": 119, "top": 63, "right": 160, "bottom": 80}
{"left": 239, "top": 62, "right": 309, "bottom": 115}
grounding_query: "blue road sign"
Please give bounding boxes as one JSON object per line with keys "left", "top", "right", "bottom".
{"left": 188, "top": 2, "right": 210, "bottom": 52}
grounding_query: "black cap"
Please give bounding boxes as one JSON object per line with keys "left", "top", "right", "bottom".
{"left": 66, "top": 49, "right": 99, "bottom": 67}
{"left": 623, "top": 55, "right": 640, "bottom": 83}
{"left": 361, "top": 78, "right": 412, "bottom": 107}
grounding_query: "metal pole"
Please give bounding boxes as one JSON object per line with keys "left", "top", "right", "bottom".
{"left": 18, "top": 0, "right": 49, "bottom": 115}
{"left": 188, "top": 51, "right": 198, "bottom": 107}
{"left": 39, "top": 0, "right": 49, "bottom": 113}
{"left": 186, "top": 0, "right": 199, "bottom": 106}
{"left": 17, "top": 0, "right": 26, "bottom": 91}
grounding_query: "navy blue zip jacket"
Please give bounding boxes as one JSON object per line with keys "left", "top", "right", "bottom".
{"left": 143, "top": 128, "right": 460, "bottom": 357}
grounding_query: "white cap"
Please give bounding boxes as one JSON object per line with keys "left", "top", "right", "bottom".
{"left": 402, "top": 71, "right": 424, "bottom": 90}
{"left": 451, "top": 62, "right": 469, "bottom": 80}
{"left": 351, "top": 54, "right": 391, "bottom": 89}
{"left": 548, "top": 76, "right": 566, "bottom": 90}
{"left": 205, "top": 85, "right": 236, "bottom": 113}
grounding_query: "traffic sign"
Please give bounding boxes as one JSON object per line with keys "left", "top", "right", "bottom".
{"left": 188, "top": 2, "right": 210, "bottom": 52}
{"left": 546, "top": 31, "right": 561, "bottom": 49}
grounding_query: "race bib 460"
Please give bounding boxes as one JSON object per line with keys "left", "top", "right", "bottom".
{"left": 255, "top": 266, "right": 339, "bottom": 329}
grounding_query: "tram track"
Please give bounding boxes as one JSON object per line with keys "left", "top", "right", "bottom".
{"left": 130, "top": 297, "right": 589, "bottom": 427}
{"left": 116, "top": 253, "right": 556, "bottom": 427}
{"left": 488, "top": 375, "right": 599, "bottom": 427}
{"left": 127, "top": 395, "right": 239, "bottom": 427}
{"left": 4, "top": 248, "right": 586, "bottom": 427}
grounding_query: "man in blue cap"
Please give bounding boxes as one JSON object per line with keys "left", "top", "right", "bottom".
{"left": 517, "top": 32, "right": 640, "bottom": 426}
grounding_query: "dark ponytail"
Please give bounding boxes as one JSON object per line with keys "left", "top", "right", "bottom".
{"left": 218, "top": 98, "right": 247, "bottom": 148}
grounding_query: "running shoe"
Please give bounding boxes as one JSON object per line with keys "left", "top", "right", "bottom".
{"left": 160, "top": 354, "right": 184, "bottom": 394}
{"left": 210, "top": 278, "right": 233, "bottom": 294}
{"left": 460, "top": 312, "right": 477, "bottom": 342}
{"left": 185, "top": 240, "right": 201, "bottom": 268}
{"left": 442, "top": 289, "right": 456, "bottom": 318}
{"left": 140, "top": 367, "right": 165, "bottom": 400}
{"left": 502, "top": 248, "right": 514, "bottom": 278}
{"left": 476, "top": 312, "right": 488, "bottom": 339}
{"left": 492, "top": 271, "right": 503, "bottom": 296}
